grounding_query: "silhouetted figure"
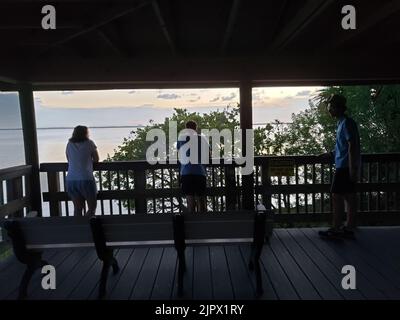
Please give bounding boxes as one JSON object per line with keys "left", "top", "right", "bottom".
{"left": 319, "top": 94, "right": 361, "bottom": 239}
{"left": 66, "top": 125, "right": 99, "bottom": 216}
{"left": 177, "top": 120, "right": 209, "bottom": 213}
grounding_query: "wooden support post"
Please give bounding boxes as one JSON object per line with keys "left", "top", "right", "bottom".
{"left": 47, "top": 172, "right": 61, "bottom": 216}
{"left": 6, "top": 177, "right": 24, "bottom": 217}
{"left": 133, "top": 168, "right": 147, "bottom": 214}
{"left": 18, "top": 84, "right": 42, "bottom": 216}
{"left": 240, "top": 80, "right": 255, "bottom": 210}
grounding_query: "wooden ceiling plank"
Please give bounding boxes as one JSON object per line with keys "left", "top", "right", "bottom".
{"left": 269, "top": 0, "right": 335, "bottom": 51}
{"left": 220, "top": 0, "right": 241, "bottom": 54}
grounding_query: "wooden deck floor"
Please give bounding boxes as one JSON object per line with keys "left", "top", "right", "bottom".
{"left": 1, "top": 227, "right": 400, "bottom": 300}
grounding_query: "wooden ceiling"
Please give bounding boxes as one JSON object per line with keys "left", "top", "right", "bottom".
{"left": 1, "top": 0, "right": 400, "bottom": 90}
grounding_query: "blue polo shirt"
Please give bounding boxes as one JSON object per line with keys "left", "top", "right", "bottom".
{"left": 334, "top": 116, "right": 360, "bottom": 168}
{"left": 177, "top": 134, "right": 208, "bottom": 176}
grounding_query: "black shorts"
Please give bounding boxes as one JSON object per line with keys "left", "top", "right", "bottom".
{"left": 331, "top": 168, "right": 356, "bottom": 194}
{"left": 181, "top": 175, "right": 206, "bottom": 196}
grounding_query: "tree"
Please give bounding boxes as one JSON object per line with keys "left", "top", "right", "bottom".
{"left": 253, "top": 85, "right": 400, "bottom": 155}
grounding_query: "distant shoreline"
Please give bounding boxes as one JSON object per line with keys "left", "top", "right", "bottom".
{"left": 0, "top": 122, "right": 292, "bottom": 131}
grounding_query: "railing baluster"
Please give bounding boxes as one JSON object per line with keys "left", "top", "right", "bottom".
{"left": 161, "top": 169, "right": 165, "bottom": 214}
{"left": 169, "top": 168, "right": 173, "bottom": 213}
{"left": 107, "top": 170, "right": 113, "bottom": 215}
{"left": 0, "top": 181, "right": 4, "bottom": 207}
{"left": 98, "top": 170, "right": 104, "bottom": 215}
{"left": 62, "top": 171, "right": 69, "bottom": 216}
{"left": 304, "top": 164, "right": 308, "bottom": 214}
{"left": 126, "top": 170, "right": 131, "bottom": 215}
{"left": 47, "top": 171, "right": 61, "bottom": 216}
{"left": 295, "top": 164, "right": 299, "bottom": 214}
{"left": 116, "top": 170, "right": 122, "bottom": 214}
{"left": 367, "top": 162, "right": 372, "bottom": 211}
{"left": 377, "top": 161, "right": 381, "bottom": 211}
{"left": 152, "top": 169, "right": 156, "bottom": 214}
{"left": 312, "top": 163, "right": 316, "bottom": 214}
{"left": 329, "top": 163, "right": 333, "bottom": 213}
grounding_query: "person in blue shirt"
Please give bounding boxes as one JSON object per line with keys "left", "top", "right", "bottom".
{"left": 319, "top": 94, "right": 361, "bottom": 239}
{"left": 177, "top": 120, "right": 209, "bottom": 213}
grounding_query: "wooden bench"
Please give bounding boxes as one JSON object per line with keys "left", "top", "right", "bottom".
{"left": 1, "top": 210, "right": 273, "bottom": 299}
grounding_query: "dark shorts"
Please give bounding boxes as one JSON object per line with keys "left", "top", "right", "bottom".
{"left": 66, "top": 180, "right": 97, "bottom": 200}
{"left": 331, "top": 168, "right": 356, "bottom": 194}
{"left": 181, "top": 175, "right": 206, "bottom": 196}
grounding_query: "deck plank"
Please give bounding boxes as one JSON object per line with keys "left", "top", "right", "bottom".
{"left": 225, "top": 245, "right": 255, "bottom": 300}
{"left": 192, "top": 246, "right": 213, "bottom": 299}
{"left": 0, "top": 249, "right": 58, "bottom": 299}
{"left": 109, "top": 248, "right": 148, "bottom": 300}
{"left": 88, "top": 249, "right": 133, "bottom": 300}
{"left": 172, "top": 246, "right": 194, "bottom": 299}
{"left": 269, "top": 233, "right": 321, "bottom": 300}
{"left": 151, "top": 247, "right": 177, "bottom": 300}
{"left": 209, "top": 246, "right": 234, "bottom": 299}
{"left": 275, "top": 229, "right": 343, "bottom": 300}
{"left": 2, "top": 227, "right": 400, "bottom": 300}
{"left": 5, "top": 249, "right": 70, "bottom": 300}
{"left": 287, "top": 228, "right": 364, "bottom": 300}
{"left": 311, "top": 228, "right": 400, "bottom": 299}
{"left": 130, "top": 247, "right": 164, "bottom": 300}
{"left": 239, "top": 244, "right": 278, "bottom": 300}
{"left": 67, "top": 253, "right": 103, "bottom": 300}
{"left": 31, "top": 248, "right": 90, "bottom": 300}
{"left": 258, "top": 242, "right": 298, "bottom": 299}
{"left": 301, "top": 228, "right": 387, "bottom": 299}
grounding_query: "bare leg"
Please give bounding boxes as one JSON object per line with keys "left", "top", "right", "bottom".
{"left": 187, "top": 195, "right": 195, "bottom": 213}
{"left": 197, "top": 196, "right": 206, "bottom": 213}
{"left": 86, "top": 197, "right": 97, "bottom": 216}
{"left": 332, "top": 193, "right": 345, "bottom": 229}
{"left": 72, "top": 197, "right": 85, "bottom": 216}
{"left": 344, "top": 193, "right": 357, "bottom": 229}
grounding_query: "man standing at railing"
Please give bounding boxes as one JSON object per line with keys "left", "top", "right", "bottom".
{"left": 177, "top": 120, "right": 210, "bottom": 213}
{"left": 319, "top": 94, "right": 361, "bottom": 239}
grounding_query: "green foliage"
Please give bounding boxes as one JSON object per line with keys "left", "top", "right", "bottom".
{"left": 107, "top": 105, "right": 240, "bottom": 161}
{"left": 107, "top": 85, "right": 400, "bottom": 162}
{"left": 254, "top": 85, "right": 400, "bottom": 155}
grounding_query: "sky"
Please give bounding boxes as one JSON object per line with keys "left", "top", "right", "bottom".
{"left": 0, "top": 86, "right": 322, "bottom": 128}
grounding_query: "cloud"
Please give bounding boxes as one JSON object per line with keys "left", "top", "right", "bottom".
{"left": 188, "top": 96, "right": 201, "bottom": 102}
{"left": 61, "top": 91, "right": 74, "bottom": 95}
{"left": 221, "top": 92, "right": 237, "bottom": 101}
{"left": 157, "top": 93, "right": 180, "bottom": 100}
{"left": 296, "top": 90, "right": 311, "bottom": 97}
{"left": 209, "top": 96, "right": 220, "bottom": 102}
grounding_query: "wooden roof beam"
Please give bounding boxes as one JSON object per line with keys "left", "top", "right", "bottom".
{"left": 37, "top": 0, "right": 152, "bottom": 57}
{"left": 269, "top": 0, "right": 335, "bottom": 51}
{"left": 333, "top": 0, "right": 400, "bottom": 48}
{"left": 220, "top": 0, "right": 241, "bottom": 54}
{"left": 151, "top": 0, "right": 176, "bottom": 55}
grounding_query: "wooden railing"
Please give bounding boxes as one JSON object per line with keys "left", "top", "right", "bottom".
{"left": 0, "top": 165, "right": 33, "bottom": 218}
{"left": 39, "top": 153, "right": 400, "bottom": 225}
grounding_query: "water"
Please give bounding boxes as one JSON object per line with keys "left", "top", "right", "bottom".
{"left": 0, "top": 127, "right": 135, "bottom": 168}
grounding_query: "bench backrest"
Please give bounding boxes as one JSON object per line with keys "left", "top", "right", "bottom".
{"left": 1, "top": 211, "right": 272, "bottom": 249}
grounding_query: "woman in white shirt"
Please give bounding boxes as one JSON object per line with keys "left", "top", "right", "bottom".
{"left": 66, "top": 125, "right": 99, "bottom": 216}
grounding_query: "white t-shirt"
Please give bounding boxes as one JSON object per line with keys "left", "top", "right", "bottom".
{"left": 66, "top": 139, "right": 97, "bottom": 181}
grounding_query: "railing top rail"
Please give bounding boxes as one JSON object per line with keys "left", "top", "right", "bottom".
{"left": 39, "top": 153, "right": 400, "bottom": 172}
{"left": 0, "top": 165, "right": 32, "bottom": 181}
